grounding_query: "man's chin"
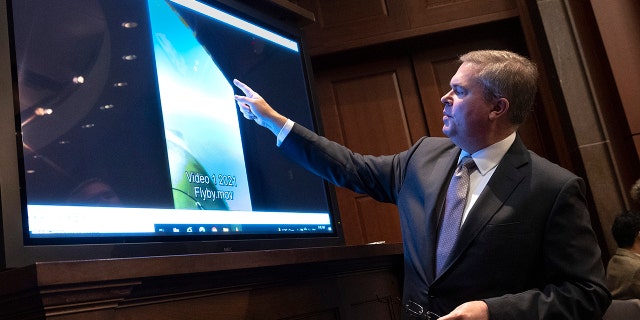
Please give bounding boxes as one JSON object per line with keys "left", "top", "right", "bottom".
{"left": 442, "top": 126, "right": 452, "bottom": 138}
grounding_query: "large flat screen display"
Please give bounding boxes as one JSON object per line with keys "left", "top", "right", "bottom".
{"left": 0, "top": 0, "right": 342, "bottom": 268}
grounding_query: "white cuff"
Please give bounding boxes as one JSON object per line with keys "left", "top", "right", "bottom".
{"left": 276, "top": 119, "right": 295, "bottom": 147}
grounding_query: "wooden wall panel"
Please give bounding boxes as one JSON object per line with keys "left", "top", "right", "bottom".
{"left": 589, "top": 0, "right": 640, "bottom": 194}
{"left": 405, "top": 0, "right": 517, "bottom": 28}
{"left": 331, "top": 73, "right": 414, "bottom": 155}
{"left": 339, "top": 270, "right": 403, "bottom": 320}
{"left": 355, "top": 196, "right": 402, "bottom": 244}
{"left": 313, "top": 55, "right": 426, "bottom": 245}
{"left": 298, "top": 0, "right": 410, "bottom": 55}
{"left": 590, "top": 0, "right": 640, "bottom": 134}
{"left": 1, "top": 245, "right": 404, "bottom": 320}
{"left": 298, "top": 0, "right": 518, "bottom": 55}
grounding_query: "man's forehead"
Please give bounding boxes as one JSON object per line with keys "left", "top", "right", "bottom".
{"left": 450, "top": 62, "right": 480, "bottom": 86}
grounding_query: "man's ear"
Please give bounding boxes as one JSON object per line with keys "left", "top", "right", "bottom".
{"left": 489, "top": 97, "right": 509, "bottom": 120}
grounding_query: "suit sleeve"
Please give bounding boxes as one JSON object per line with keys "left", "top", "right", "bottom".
{"left": 279, "top": 123, "right": 413, "bottom": 204}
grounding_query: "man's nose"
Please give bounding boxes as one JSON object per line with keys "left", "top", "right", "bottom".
{"left": 441, "top": 90, "right": 452, "bottom": 105}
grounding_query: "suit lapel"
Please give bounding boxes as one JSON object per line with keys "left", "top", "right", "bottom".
{"left": 437, "top": 137, "right": 530, "bottom": 277}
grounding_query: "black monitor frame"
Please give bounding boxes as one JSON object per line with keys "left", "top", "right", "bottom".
{"left": 0, "top": 0, "right": 343, "bottom": 269}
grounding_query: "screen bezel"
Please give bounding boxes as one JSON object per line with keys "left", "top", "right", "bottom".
{"left": 0, "top": 0, "right": 343, "bottom": 269}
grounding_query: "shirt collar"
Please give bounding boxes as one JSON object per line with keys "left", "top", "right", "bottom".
{"left": 459, "top": 132, "right": 516, "bottom": 175}
{"left": 617, "top": 247, "right": 640, "bottom": 258}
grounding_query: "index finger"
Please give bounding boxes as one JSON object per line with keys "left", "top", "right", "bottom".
{"left": 233, "top": 79, "right": 255, "bottom": 97}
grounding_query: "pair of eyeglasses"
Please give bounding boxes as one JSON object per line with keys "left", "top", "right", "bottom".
{"left": 404, "top": 300, "right": 441, "bottom": 320}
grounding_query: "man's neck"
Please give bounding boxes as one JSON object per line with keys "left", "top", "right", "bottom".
{"left": 628, "top": 241, "right": 640, "bottom": 255}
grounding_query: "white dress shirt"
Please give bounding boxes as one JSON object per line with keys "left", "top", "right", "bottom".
{"left": 460, "top": 132, "right": 516, "bottom": 224}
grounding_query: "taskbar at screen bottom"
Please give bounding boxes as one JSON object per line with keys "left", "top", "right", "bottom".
{"left": 155, "top": 224, "right": 333, "bottom": 235}
{"left": 28, "top": 223, "right": 334, "bottom": 240}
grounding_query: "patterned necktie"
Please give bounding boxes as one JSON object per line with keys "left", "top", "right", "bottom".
{"left": 436, "top": 156, "right": 476, "bottom": 275}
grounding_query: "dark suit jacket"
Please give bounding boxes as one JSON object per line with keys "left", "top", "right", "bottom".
{"left": 280, "top": 124, "right": 611, "bottom": 319}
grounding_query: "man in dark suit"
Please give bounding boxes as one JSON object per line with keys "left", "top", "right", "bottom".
{"left": 233, "top": 50, "right": 611, "bottom": 319}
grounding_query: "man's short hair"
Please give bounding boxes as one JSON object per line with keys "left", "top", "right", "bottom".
{"left": 459, "top": 50, "right": 538, "bottom": 125}
{"left": 611, "top": 210, "right": 640, "bottom": 248}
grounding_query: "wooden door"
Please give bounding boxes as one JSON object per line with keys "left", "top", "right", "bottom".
{"left": 313, "top": 52, "right": 426, "bottom": 245}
